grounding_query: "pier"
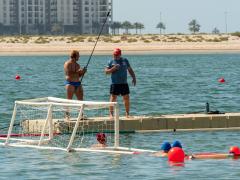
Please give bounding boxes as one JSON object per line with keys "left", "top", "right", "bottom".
{"left": 22, "top": 113, "right": 240, "bottom": 133}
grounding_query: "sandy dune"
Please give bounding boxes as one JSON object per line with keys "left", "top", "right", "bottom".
{"left": 0, "top": 35, "right": 240, "bottom": 56}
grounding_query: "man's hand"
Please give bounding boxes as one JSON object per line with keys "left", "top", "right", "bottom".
{"left": 78, "top": 67, "right": 87, "bottom": 76}
{"left": 112, "top": 64, "right": 120, "bottom": 72}
{"left": 132, "top": 77, "right": 136, "bottom": 86}
{"left": 83, "top": 67, "right": 87, "bottom": 74}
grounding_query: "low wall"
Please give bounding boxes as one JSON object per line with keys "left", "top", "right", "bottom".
{"left": 22, "top": 113, "right": 240, "bottom": 133}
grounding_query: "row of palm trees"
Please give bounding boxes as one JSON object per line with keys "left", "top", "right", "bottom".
{"left": 110, "top": 21, "right": 144, "bottom": 35}
{"left": 110, "top": 19, "right": 222, "bottom": 35}
{"left": 110, "top": 21, "right": 167, "bottom": 35}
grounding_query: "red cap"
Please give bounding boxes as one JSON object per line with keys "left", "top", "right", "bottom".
{"left": 96, "top": 133, "right": 106, "bottom": 144}
{"left": 113, "top": 48, "right": 121, "bottom": 56}
{"left": 229, "top": 146, "right": 240, "bottom": 155}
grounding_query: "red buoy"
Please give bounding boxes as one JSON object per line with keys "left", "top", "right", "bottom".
{"left": 15, "top": 75, "right": 21, "bottom": 80}
{"left": 229, "top": 146, "right": 240, "bottom": 156}
{"left": 218, "top": 78, "right": 225, "bottom": 83}
{"left": 168, "top": 147, "right": 185, "bottom": 163}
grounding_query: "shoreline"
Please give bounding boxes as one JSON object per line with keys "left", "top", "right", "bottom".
{"left": 1, "top": 34, "right": 240, "bottom": 56}
{"left": 1, "top": 49, "right": 240, "bottom": 56}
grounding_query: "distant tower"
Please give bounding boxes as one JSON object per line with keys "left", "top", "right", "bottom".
{"left": 224, "top": 11, "right": 228, "bottom": 34}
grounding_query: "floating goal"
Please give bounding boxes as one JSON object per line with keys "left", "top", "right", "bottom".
{"left": 0, "top": 97, "right": 155, "bottom": 154}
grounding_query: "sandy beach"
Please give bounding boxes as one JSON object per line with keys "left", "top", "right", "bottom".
{"left": 0, "top": 34, "right": 240, "bottom": 56}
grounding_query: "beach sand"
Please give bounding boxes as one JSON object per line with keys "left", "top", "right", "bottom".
{"left": 0, "top": 34, "right": 240, "bottom": 56}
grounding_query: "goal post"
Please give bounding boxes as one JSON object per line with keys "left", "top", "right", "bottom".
{"left": 2, "top": 97, "right": 122, "bottom": 152}
{"left": 1, "top": 97, "right": 156, "bottom": 154}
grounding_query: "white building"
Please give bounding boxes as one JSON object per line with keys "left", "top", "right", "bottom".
{"left": 82, "top": 0, "right": 112, "bottom": 34}
{"left": 0, "top": 0, "right": 19, "bottom": 33}
{"left": 0, "top": 0, "right": 112, "bottom": 34}
{"left": 18, "top": 0, "right": 46, "bottom": 34}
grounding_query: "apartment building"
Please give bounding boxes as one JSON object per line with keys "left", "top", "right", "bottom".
{"left": 0, "top": 0, "right": 19, "bottom": 33}
{"left": 0, "top": 0, "right": 112, "bottom": 34}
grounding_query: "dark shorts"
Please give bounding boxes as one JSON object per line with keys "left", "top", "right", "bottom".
{"left": 110, "top": 84, "right": 130, "bottom": 96}
{"left": 64, "top": 81, "right": 81, "bottom": 91}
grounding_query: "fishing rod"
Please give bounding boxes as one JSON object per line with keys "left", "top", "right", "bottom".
{"left": 80, "top": 11, "right": 111, "bottom": 83}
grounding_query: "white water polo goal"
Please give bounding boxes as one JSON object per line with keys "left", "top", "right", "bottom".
{"left": 0, "top": 97, "right": 155, "bottom": 154}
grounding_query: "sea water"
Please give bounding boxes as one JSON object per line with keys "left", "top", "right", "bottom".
{"left": 0, "top": 54, "right": 240, "bottom": 179}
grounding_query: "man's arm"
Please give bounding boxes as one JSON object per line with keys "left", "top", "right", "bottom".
{"left": 128, "top": 67, "right": 136, "bottom": 86}
{"left": 77, "top": 67, "right": 87, "bottom": 77}
{"left": 105, "top": 65, "right": 120, "bottom": 74}
{"left": 64, "top": 62, "right": 71, "bottom": 76}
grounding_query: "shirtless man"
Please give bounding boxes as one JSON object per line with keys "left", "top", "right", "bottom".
{"left": 64, "top": 50, "right": 87, "bottom": 100}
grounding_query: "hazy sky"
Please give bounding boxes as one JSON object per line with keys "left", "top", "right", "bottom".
{"left": 113, "top": 0, "right": 240, "bottom": 34}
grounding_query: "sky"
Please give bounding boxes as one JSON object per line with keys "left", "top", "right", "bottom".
{"left": 113, "top": 0, "right": 240, "bottom": 34}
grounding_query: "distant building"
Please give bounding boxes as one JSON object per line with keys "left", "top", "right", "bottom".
{"left": 0, "top": 0, "right": 112, "bottom": 35}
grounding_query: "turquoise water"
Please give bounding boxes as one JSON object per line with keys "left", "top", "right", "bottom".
{"left": 1, "top": 54, "right": 240, "bottom": 179}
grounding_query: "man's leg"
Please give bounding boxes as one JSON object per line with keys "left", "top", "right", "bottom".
{"left": 110, "top": 94, "right": 117, "bottom": 118}
{"left": 65, "top": 85, "right": 75, "bottom": 121}
{"left": 76, "top": 85, "right": 83, "bottom": 100}
{"left": 66, "top": 85, "right": 75, "bottom": 99}
{"left": 122, "top": 94, "right": 130, "bottom": 118}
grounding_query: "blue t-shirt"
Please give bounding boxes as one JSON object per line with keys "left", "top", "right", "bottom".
{"left": 107, "top": 58, "right": 130, "bottom": 84}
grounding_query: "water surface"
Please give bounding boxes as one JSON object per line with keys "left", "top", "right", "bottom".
{"left": 1, "top": 54, "right": 240, "bottom": 179}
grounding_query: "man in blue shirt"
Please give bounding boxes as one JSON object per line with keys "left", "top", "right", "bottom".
{"left": 105, "top": 48, "right": 136, "bottom": 118}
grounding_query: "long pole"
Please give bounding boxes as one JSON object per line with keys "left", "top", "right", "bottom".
{"left": 224, "top": 11, "right": 228, "bottom": 34}
{"left": 80, "top": 11, "right": 110, "bottom": 83}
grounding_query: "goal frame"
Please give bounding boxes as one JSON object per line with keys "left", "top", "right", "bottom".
{"left": 0, "top": 97, "right": 156, "bottom": 154}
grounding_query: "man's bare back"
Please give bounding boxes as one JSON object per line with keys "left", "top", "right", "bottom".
{"left": 64, "top": 60, "right": 81, "bottom": 82}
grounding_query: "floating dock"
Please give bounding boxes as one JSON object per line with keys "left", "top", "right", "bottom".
{"left": 21, "top": 113, "right": 240, "bottom": 133}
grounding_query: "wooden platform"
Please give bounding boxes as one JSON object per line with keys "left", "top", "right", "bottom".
{"left": 21, "top": 113, "right": 240, "bottom": 133}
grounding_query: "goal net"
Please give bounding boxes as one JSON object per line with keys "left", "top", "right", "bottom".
{"left": 0, "top": 97, "right": 155, "bottom": 154}
{"left": 0, "top": 97, "right": 118, "bottom": 150}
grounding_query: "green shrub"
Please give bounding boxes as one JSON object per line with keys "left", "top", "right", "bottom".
{"left": 87, "top": 38, "right": 95, "bottom": 42}
{"left": 120, "top": 36, "right": 128, "bottom": 41}
{"left": 127, "top": 38, "right": 137, "bottom": 43}
{"left": 102, "top": 37, "right": 112, "bottom": 42}
{"left": 143, "top": 39, "right": 151, "bottom": 43}
{"left": 231, "top": 32, "right": 240, "bottom": 37}
{"left": 112, "top": 40, "right": 121, "bottom": 43}
{"left": 219, "top": 37, "right": 229, "bottom": 41}
{"left": 34, "top": 37, "right": 50, "bottom": 43}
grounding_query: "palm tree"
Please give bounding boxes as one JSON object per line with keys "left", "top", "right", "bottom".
{"left": 133, "top": 22, "right": 139, "bottom": 34}
{"left": 133, "top": 22, "right": 145, "bottom": 34}
{"left": 115, "top": 22, "right": 122, "bottom": 35}
{"left": 188, "top": 19, "right": 200, "bottom": 34}
{"left": 133, "top": 22, "right": 140, "bottom": 34}
{"left": 121, "top": 21, "right": 132, "bottom": 34}
{"left": 110, "top": 21, "right": 121, "bottom": 35}
{"left": 138, "top": 23, "right": 144, "bottom": 34}
{"left": 156, "top": 22, "right": 166, "bottom": 34}
{"left": 212, "top": 27, "right": 220, "bottom": 34}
